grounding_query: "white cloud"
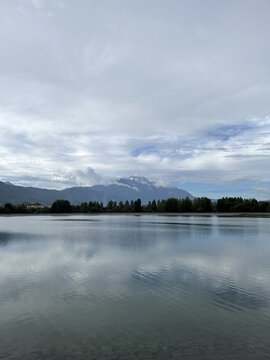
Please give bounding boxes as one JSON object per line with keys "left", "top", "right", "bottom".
{"left": 253, "top": 186, "right": 270, "bottom": 199}
{"left": 0, "top": 0, "right": 269, "bottom": 193}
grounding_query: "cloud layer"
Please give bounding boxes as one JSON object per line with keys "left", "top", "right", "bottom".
{"left": 0, "top": 0, "right": 270, "bottom": 197}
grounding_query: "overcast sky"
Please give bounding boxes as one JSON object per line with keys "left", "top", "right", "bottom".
{"left": 1, "top": 0, "right": 270, "bottom": 199}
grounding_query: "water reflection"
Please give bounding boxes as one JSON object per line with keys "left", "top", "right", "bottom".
{"left": 0, "top": 231, "right": 11, "bottom": 246}
{"left": 0, "top": 215, "right": 270, "bottom": 359}
{"left": 213, "top": 285, "right": 268, "bottom": 310}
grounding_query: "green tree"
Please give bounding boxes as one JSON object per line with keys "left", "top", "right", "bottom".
{"left": 4, "top": 203, "right": 15, "bottom": 214}
{"left": 165, "top": 198, "right": 180, "bottom": 212}
{"left": 157, "top": 199, "right": 166, "bottom": 212}
{"left": 134, "top": 198, "right": 142, "bottom": 212}
{"left": 107, "top": 200, "right": 114, "bottom": 211}
{"left": 119, "top": 201, "right": 124, "bottom": 212}
{"left": 124, "top": 200, "right": 130, "bottom": 212}
{"left": 51, "top": 200, "right": 72, "bottom": 213}
{"left": 145, "top": 201, "right": 152, "bottom": 212}
{"left": 180, "top": 197, "right": 193, "bottom": 212}
{"left": 151, "top": 199, "right": 157, "bottom": 212}
{"left": 80, "top": 202, "right": 88, "bottom": 213}
{"left": 193, "top": 197, "right": 213, "bottom": 212}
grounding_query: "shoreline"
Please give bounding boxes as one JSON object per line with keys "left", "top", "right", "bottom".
{"left": 0, "top": 212, "right": 270, "bottom": 218}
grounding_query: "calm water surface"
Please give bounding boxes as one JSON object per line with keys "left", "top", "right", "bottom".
{"left": 0, "top": 215, "right": 270, "bottom": 359}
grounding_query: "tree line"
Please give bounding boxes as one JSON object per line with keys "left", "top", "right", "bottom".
{"left": 0, "top": 197, "right": 270, "bottom": 214}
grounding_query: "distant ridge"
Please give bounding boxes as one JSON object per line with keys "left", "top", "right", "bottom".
{"left": 0, "top": 176, "right": 193, "bottom": 206}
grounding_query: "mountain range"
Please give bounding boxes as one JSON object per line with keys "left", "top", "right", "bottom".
{"left": 0, "top": 176, "right": 193, "bottom": 206}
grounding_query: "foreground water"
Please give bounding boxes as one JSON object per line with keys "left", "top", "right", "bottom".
{"left": 0, "top": 215, "right": 270, "bottom": 359}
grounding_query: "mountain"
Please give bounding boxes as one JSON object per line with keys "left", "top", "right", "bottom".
{"left": 0, "top": 176, "right": 193, "bottom": 206}
{"left": 91, "top": 177, "right": 193, "bottom": 204}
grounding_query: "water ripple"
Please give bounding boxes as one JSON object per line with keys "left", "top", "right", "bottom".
{"left": 0, "top": 214, "right": 270, "bottom": 359}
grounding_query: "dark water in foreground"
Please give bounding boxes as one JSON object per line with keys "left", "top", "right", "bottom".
{"left": 0, "top": 215, "right": 270, "bottom": 359}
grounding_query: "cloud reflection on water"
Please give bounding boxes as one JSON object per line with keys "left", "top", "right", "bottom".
{"left": 0, "top": 215, "right": 269, "bottom": 307}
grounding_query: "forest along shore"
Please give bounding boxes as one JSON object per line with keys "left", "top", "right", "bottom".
{"left": 0, "top": 197, "right": 269, "bottom": 215}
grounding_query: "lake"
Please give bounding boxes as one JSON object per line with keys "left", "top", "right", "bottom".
{"left": 0, "top": 214, "right": 270, "bottom": 359}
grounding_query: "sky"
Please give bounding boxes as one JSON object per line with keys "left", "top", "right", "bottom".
{"left": 0, "top": 0, "right": 270, "bottom": 199}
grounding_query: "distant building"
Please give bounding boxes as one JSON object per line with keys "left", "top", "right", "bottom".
{"left": 21, "top": 202, "right": 43, "bottom": 209}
